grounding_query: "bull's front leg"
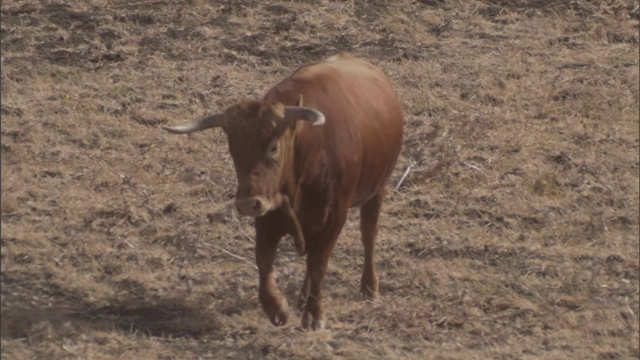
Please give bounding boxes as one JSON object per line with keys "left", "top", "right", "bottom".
{"left": 299, "top": 205, "right": 348, "bottom": 330}
{"left": 255, "top": 216, "right": 289, "bottom": 326}
{"left": 279, "top": 195, "right": 306, "bottom": 256}
{"left": 300, "top": 253, "right": 330, "bottom": 330}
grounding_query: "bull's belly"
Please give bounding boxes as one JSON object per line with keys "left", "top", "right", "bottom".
{"left": 349, "top": 165, "right": 395, "bottom": 207}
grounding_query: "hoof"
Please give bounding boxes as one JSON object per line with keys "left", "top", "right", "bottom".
{"left": 360, "top": 287, "right": 379, "bottom": 300}
{"left": 360, "top": 276, "right": 379, "bottom": 300}
{"left": 268, "top": 308, "right": 289, "bottom": 326}
{"left": 261, "top": 295, "right": 289, "bottom": 327}
{"left": 301, "top": 312, "right": 325, "bottom": 330}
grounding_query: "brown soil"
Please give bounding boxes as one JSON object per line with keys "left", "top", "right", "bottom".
{"left": 1, "top": 0, "right": 638, "bottom": 359}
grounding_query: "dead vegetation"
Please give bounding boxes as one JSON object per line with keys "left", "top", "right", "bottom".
{"left": 1, "top": 0, "right": 639, "bottom": 359}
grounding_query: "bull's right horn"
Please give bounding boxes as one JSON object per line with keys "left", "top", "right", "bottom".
{"left": 283, "top": 106, "right": 325, "bottom": 126}
{"left": 163, "top": 113, "right": 225, "bottom": 134}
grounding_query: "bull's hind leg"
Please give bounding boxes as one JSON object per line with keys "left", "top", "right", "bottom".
{"left": 359, "top": 190, "right": 385, "bottom": 299}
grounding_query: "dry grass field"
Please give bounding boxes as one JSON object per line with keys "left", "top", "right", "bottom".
{"left": 1, "top": 0, "right": 639, "bottom": 359}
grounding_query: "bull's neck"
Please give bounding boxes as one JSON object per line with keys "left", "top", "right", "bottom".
{"left": 278, "top": 129, "right": 299, "bottom": 207}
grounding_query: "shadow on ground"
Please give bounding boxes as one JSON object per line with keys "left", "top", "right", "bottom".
{"left": 1, "top": 277, "right": 221, "bottom": 339}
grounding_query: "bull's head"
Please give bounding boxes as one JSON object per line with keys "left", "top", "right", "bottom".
{"left": 164, "top": 101, "right": 324, "bottom": 217}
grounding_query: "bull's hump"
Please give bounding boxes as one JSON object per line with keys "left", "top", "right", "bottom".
{"left": 324, "top": 52, "right": 352, "bottom": 63}
{"left": 291, "top": 58, "right": 382, "bottom": 87}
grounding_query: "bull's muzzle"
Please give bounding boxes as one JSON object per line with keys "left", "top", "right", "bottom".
{"left": 235, "top": 196, "right": 270, "bottom": 217}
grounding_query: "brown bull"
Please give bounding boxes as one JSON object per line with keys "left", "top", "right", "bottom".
{"left": 164, "top": 52, "right": 403, "bottom": 329}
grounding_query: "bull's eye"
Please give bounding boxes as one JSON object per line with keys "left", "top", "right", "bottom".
{"left": 268, "top": 141, "right": 279, "bottom": 157}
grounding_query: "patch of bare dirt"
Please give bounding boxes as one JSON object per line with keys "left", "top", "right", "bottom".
{"left": 2, "top": 0, "right": 638, "bottom": 359}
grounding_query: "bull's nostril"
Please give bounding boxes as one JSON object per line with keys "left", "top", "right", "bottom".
{"left": 236, "top": 197, "right": 268, "bottom": 216}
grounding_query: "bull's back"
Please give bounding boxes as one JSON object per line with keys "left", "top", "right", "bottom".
{"left": 267, "top": 54, "right": 404, "bottom": 206}
{"left": 316, "top": 55, "right": 403, "bottom": 206}
{"left": 351, "top": 75, "right": 403, "bottom": 206}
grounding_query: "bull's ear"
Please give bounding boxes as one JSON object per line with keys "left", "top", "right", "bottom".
{"left": 283, "top": 106, "right": 325, "bottom": 126}
{"left": 163, "top": 113, "right": 225, "bottom": 134}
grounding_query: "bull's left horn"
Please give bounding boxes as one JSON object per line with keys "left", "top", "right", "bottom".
{"left": 163, "top": 113, "right": 225, "bottom": 134}
{"left": 283, "top": 107, "right": 325, "bottom": 126}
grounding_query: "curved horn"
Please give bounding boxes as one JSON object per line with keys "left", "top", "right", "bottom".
{"left": 283, "top": 106, "right": 325, "bottom": 126}
{"left": 163, "top": 113, "right": 224, "bottom": 134}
